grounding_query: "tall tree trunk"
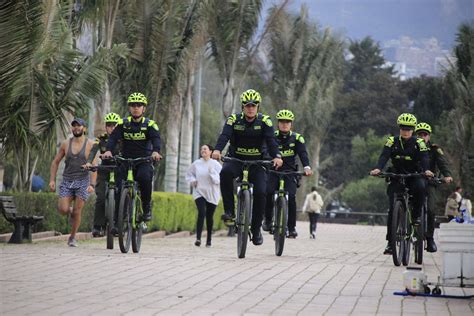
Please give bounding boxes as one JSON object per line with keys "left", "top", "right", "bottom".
{"left": 221, "top": 76, "right": 235, "bottom": 119}
{"left": 178, "top": 66, "right": 195, "bottom": 193}
{"left": 164, "top": 93, "right": 183, "bottom": 192}
{"left": 0, "top": 143, "right": 3, "bottom": 192}
{"left": 310, "top": 138, "right": 321, "bottom": 188}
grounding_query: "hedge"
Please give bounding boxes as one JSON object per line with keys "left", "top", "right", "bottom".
{"left": 0, "top": 192, "right": 224, "bottom": 234}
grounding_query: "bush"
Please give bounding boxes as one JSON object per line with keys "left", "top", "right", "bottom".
{"left": 341, "top": 177, "right": 388, "bottom": 214}
{"left": 0, "top": 192, "right": 224, "bottom": 234}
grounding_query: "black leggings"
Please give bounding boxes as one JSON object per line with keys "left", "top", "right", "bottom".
{"left": 195, "top": 197, "right": 217, "bottom": 242}
{"left": 308, "top": 213, "right": 319, "bottom": 234}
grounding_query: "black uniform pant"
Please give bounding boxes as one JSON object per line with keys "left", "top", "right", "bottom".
{"left": 220, "top": 161, "right": 267, "bottom": 232}
{"left": 308, "top": 213, "right": 320, "bottom": 234}
{"left": 93, "top": 171, "right": 109, "bottom": 227}
{"left": 115, "top": 162, "right": 153, "bottom": 215}
{"left": 386, "top": 177, "right": 426, "bottom": 241}
{"left": 426, "top": 185, "right": 438, "bottom": 239}
{"left": 264, "top": 173, "right": 297, "bottom": 231}
{"left": 195, "top": 197, "right": 217, "bottom": 242}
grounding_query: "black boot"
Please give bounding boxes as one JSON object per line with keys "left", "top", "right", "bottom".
{"left": 426, "top": 238, "right": 437, "bottom": 253}
{"left": 383, "top": 242, "right": 393, "bottom": 255}
{"left": 142, "top": 205, "right": 152, "bottom": 221}
{"left": 252, "top": 229, "right": 263, "bottom": 246}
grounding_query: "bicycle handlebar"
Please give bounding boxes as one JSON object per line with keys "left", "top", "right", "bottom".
{"left": 221, "top": 156, "right": 273, "bottom": 167}
{"left": 266, "top": 169, "right": 306, "bottom": 176}
{"left": 372, "top": 172, "right": 444, "bottom": 184}
{"left": 114, "top": 156, "right": 153, "bottom": 163}
{"left": 82, "top": 165, "right": 117, "bottom": 172}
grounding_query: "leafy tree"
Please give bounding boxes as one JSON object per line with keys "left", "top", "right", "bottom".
{"left": 322, "top": 37, "right": 407, "bottom": 187}
{"left": 402, "top": 75, "right": 453, "bottom": 127}
{"left": 349, "top": 130, "right": 388, "bottom": 180}
{"left": 341, "top": 177, "right": 387, "bottom": 214}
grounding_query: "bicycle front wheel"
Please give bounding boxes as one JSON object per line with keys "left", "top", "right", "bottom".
{"left": 132, "top": 196, "right": 143, "bottom": 253}
{"left": 105, "top": 188, "right": 115, "bottom": 250}
{"left": 118, "top": 188, "right": 132, "bottom": 253}
{"left": 274, "top": 196, "right": 287, "bottom": 256}
{"left": 391, "top": 200, "right": 406, "bottom": 266}
{"left": 237, "top": 189, "right": 251, "bottom": 259}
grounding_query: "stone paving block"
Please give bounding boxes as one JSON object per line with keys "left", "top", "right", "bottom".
{"left": 2, "top": 222, "right": 474, "bottom": 315}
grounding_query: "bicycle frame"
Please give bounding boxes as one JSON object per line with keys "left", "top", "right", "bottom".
{"left": 115, "top": 156, "right": 152, "bottom": 231}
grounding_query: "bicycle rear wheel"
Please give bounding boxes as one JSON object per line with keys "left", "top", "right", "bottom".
{"left": 132, "top": 196, "right": 143, "bottom": 253}
{"left": 237, "top": 189, "right": 251, "bottom": 259}
{"left": 402, "top": 207, "right": 412, "bottom": 266}
{"left": 118, "top": 188, "right": 132, "bottom": 253}
{"left": 391, "top": 200, "right": 406, "bottom": 266}
{"left": 274, "top": 196, "right": 287, "bottom": 256}
{"left": 105, "top": 188, "right": 115, "bottom": 250}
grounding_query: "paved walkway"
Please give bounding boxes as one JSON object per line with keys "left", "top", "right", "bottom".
{"left": 1, "top": 222, "right": 473, "bottom": 315}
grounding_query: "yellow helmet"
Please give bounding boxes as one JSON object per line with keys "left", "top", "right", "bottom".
{"left": 415, "top": 122, "right": 432, "bottom": 134}
{"left": 240, "top": 89, "right": 261, "bottom": 105}
{"left": 104, "top": 112, "right": 121, "bottom": 123}
{"left": 276, "top": 109, "right": 295, "bottom": 121}
{"left": 397, "top": 113, "right": 417, "bottom": 127}
{"left": 127, "top": 92, "right": 148, "bottom": 105}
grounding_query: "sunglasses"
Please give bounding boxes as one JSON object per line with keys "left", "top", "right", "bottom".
{"left": 243, "top": 103, "right": 258, "bottom": 108}
{"left": 400, "top": 127, "right": 414, "bottom": 131}
{"left": 417, "top": 132, "right": 429, "bottom": 137}
{"left": 129, "top": 103, "right": 145, "bottom": 108}
{"left": 106, "top": 123, "right": 117, "bottom": 127}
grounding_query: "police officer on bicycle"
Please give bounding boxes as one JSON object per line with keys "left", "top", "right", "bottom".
{"left": 86, "top": 112, "right": 122, "bottom": 237}
{"left": 211, "top": 89, "right": 283, "bottom": 246}
{"left": 370, "top": 113, "right": 433, "bottom": 255}
{"left": 103, "top": 93, "right": 162, "bottom": 228}
{"left": 415, "top": 122, "right": 453, "bottom": 252}
{"left": 263, "top": 109, "right": 313, "bottom": 238}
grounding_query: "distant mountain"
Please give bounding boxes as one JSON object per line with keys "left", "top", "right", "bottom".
{"left": 287, "top": 0, "right": 473, "bottom": 49}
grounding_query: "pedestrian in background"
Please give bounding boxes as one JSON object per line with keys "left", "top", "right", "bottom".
{"left": 302, "top": 186, "right": 324, "bottom": 239}
{"left": 32, "top": 171, "right": 45, "bottom": 192}
{"left": 186, "top": 144, "right": 222, "bottom": 247}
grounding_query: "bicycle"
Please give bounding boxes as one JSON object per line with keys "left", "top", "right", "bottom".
{"left": 374, "top": 172, "right": 440, "bottom": 266}
{"left": 115, "top": 156, "right": 153, "bottom": 254}
{"left": 221, "top": 156, "right": 273, "bottom": 259}
{"left": 83, "top": 163, "right": 117, "bottom": 250}
{"left": 266, "top": 169, "right": 306, "bottom": 256}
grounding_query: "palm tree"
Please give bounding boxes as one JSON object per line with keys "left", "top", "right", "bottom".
{"left": 0, "top": 1, "right": 113, "bottom": 191}
{"left": 445, "top": 22, "right": 474, "bottom": 192}
{"left": 266, "top": 6, "right": 344, "bottom": 188}
{"left": 205, "top": 0, "right": 263, "bottom": 119}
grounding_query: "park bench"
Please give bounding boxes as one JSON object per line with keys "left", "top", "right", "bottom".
{"left": 0, "top": 196, "right": 44, "bottom": 243}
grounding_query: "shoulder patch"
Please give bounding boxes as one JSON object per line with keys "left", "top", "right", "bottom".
{"left": 417, "top": 138, "right": 429, "bottom": 151}
{"left": 226, "top": 114, "right": 237, "bottom": 126}
{"left": 148, "top": 119, "right": 159, "bottom": 131}
{"left": 385, "top": 136, "right": 395, "bottom": 147}
{"left": 262, "top": 115, "right": 272, "bottom": 127}
{"left": 437, "top": 147, "right": 444, "bottom": 155}
{"left": 295, "top": 133, "right": 305, "bottom": 144}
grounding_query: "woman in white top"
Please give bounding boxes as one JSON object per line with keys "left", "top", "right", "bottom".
{"left": 302, "top": 186, "right": 324, "bottom": 239}
{"left": 186, "top": 144, "right": 222, "bottom": 247}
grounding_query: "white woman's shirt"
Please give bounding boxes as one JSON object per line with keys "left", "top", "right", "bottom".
{"left": 186, "top": 158, "right": 222, "bottom": 205}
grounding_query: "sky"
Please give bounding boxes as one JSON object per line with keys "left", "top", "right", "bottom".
{"left": 270, "top": 0, "right": 474, "bottom": 49}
